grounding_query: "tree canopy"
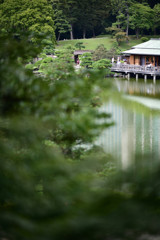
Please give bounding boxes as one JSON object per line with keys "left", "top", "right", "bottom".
{"left": 0, "top": 0, "right": 160, "bottom": 40}
{"left": 0, "top": 0, "right": 56, "bottom": 43}
{"left": 130, "top": 3, "right": 153, "bottom": 38}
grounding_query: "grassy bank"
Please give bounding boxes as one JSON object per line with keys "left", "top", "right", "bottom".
{"left": 56, "top": 35, "right": 143, "bottom": 51}
{"left": 56, "top": 35, "right": 160, "bottom": 52}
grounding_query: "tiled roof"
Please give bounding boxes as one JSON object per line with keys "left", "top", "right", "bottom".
{"left": 74, "top": 50, "right": 93, "bottom": 55}
{"left": 122, "top": 39, "right": 160, "bottom": 55}
{"left": 122, "top": 48, "right": 160, "bottom": 56}
{"left": 131, "top": 39, "right": 160, "bottom": 49}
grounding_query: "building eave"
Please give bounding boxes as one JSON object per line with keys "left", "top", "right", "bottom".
{"left": 122, "top": 49, "right": 160, "bottom": 56}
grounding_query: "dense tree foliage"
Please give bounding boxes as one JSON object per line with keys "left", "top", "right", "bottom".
{"left": 51, "top": 0, "right": 78, "bottom": 39}
{"left": 0, "top": 0, "right": 160, "bottom": 40}
{"left": 153, "top": 3, "right": 160, "bottom": 34}
{"left": 130, "top": 3, "right": 153, "bottom": 38}
{"left": 108, "top": 0, "right": 156, "bottom": 41}
{"left": 0, "top": 34, "right": 113, "bottom": 239}
{"left": 0, "top": 0, "right": 56, "bottom": 43}
{"left": 52, "top": 0, "right": 159, "bottom": 39}
{"left": 110, "top": 0, "right": 133, "bottom": 37}
{"left": 54, "top": 8, "right": 71, "bottom": 41}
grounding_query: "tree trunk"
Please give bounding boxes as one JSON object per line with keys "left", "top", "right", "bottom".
{"left": 117, "top": 12, "right": 121, "bottom": 29}
{"left": 136, "top": 28, "right": 139, "bottom": 39}
{"left": 126, "top": 13, "right": 129, "bottom": 42}
{"left": 126, "top": 12, "right": 129, "bottom": 37}
{"left": 70, "top": 24, "right": 74, "bottom": 40}
{"left": 125, "top": 2, "right": 129, "bottom": 42}
{"left": 92, "top": 28, "right": 95, "bottom": 38}
{"left": 57, "top": 32, "right": 61, "bottom": 41}
{"left": 83, "top": 28, "right": 86, "bottom": 39}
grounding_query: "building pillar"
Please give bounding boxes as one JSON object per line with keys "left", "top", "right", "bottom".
{"left": 144, "top": 74, "right": 147, "bottom": 82}
{"left": 153, "top": 75, "right": 156, "bottom": 84}
{"left": 127, "top": 73, "right": 130, "bottom": 80}
{"left": 136, "top": 74, "right": 138, "bottom": 81}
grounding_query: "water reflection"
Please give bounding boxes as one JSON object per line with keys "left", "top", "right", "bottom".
{"left": 98, "top": 78, "right": 160, "bottom": 168}
{"left": 98, "top": 102, "right": 160, "bottom": 168}
{"left": 115, "top": 78, "right": 160, "bottom": 97}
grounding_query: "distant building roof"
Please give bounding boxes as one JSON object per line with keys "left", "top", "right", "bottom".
{"left": 122, "top": 39, "right": 160, "bottom": 56}
{"left": 74, "top": 50, "right": 93, "bottom": 55}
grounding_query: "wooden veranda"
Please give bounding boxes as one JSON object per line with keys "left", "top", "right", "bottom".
{"left": 111, "top": 63, "right": 160, "bottom": 82}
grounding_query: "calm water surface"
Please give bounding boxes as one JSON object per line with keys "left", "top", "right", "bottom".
{"left": 98, "top": 78, "right": 160, "bottom": 168}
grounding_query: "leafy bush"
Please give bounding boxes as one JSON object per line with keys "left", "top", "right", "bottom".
{"left": 34, "top": 59, "right": 43, "bottom": 68}
{"left": 92, "top": 59, "right": 111, "bottom": 70}
{"left": 42, "top": 56, "right": 54, "bottom": 63}
{"left": 79, "top": 52, "right": 93, "bottom": 68}
{"left": 55, "top": 45, "right": 74, "bottom": 64}
{"left": 92, "top": 44, "right": 108, "bottom": 61}
{"left": 41, "top": 38, "right": 55, "bottom": 54}
{"left": 25, "top": 63, "right": 35, "bottom": 70}
{"left": 141, "top": 36, "right": 149, "bottom": 42}
{"left": 75, "top": 42, "right": 85, "bottom": 50}
{"left": 38, "top": 53, "right": 47, "bottom": 59}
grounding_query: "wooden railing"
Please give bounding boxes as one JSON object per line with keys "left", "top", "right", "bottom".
{"left": 111, "top": 63, "right": 160, "bottom": 75}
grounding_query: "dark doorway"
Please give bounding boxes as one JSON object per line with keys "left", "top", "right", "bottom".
{"left": 140, "top": 56, "right": 145, "bottom": 66}
{"left": 74, "top": 54, "right": 79, "bottom": 63}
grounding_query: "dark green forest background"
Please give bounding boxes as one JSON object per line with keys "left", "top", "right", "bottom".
{"left": 1, "top": 0, "right": 160, "bottom": 41}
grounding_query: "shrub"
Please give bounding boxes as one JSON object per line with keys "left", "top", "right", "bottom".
{"left": 42, "top": 57, "right": 54, "bottom": 63}
{"left": 25, "top": 63, "right": 35, "bottom": 70}
{"left": 141, "top": 37, "right": 149, "bottom": 42}
{"left": 75, "top": 42, "right": 85, "bottom": 50}
{"left": 33, "top": 59, "right": 42, "bottom": 68}
{"left": 92, "top": 44, "right": 108, "bottom": 61}
{"left": 79, "top": 52, "right": 93, "bottom": 68}
{"left": 92, "top": 59, "right": 111, "bottom": 70}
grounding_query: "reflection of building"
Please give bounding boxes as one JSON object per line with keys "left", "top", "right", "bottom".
{"left": 97, "top": 101, "right": 160, "bottom": 168}
{"left": 115, "top": 79, "right": 160, "bottom": 97}
{"left": 111, "top": 39, "right": 160, "bottom": 81}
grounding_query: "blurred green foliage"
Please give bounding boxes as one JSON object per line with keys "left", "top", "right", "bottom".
{"left": 1, "top": 34, "right": 160, "bottom": 240}
{"left": 0, "top": 33, "right": 114, "bottom": 239}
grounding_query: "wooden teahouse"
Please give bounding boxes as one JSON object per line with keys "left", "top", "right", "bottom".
{"left": 123, "top": 38, "right": 160, "bottom": 66}
{"left": 111, "top": 39, "right": 160, "bottom": 82}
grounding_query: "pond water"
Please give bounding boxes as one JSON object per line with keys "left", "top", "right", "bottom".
{"left": 98, "top": 78, "right": 160, "bottom": 168}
